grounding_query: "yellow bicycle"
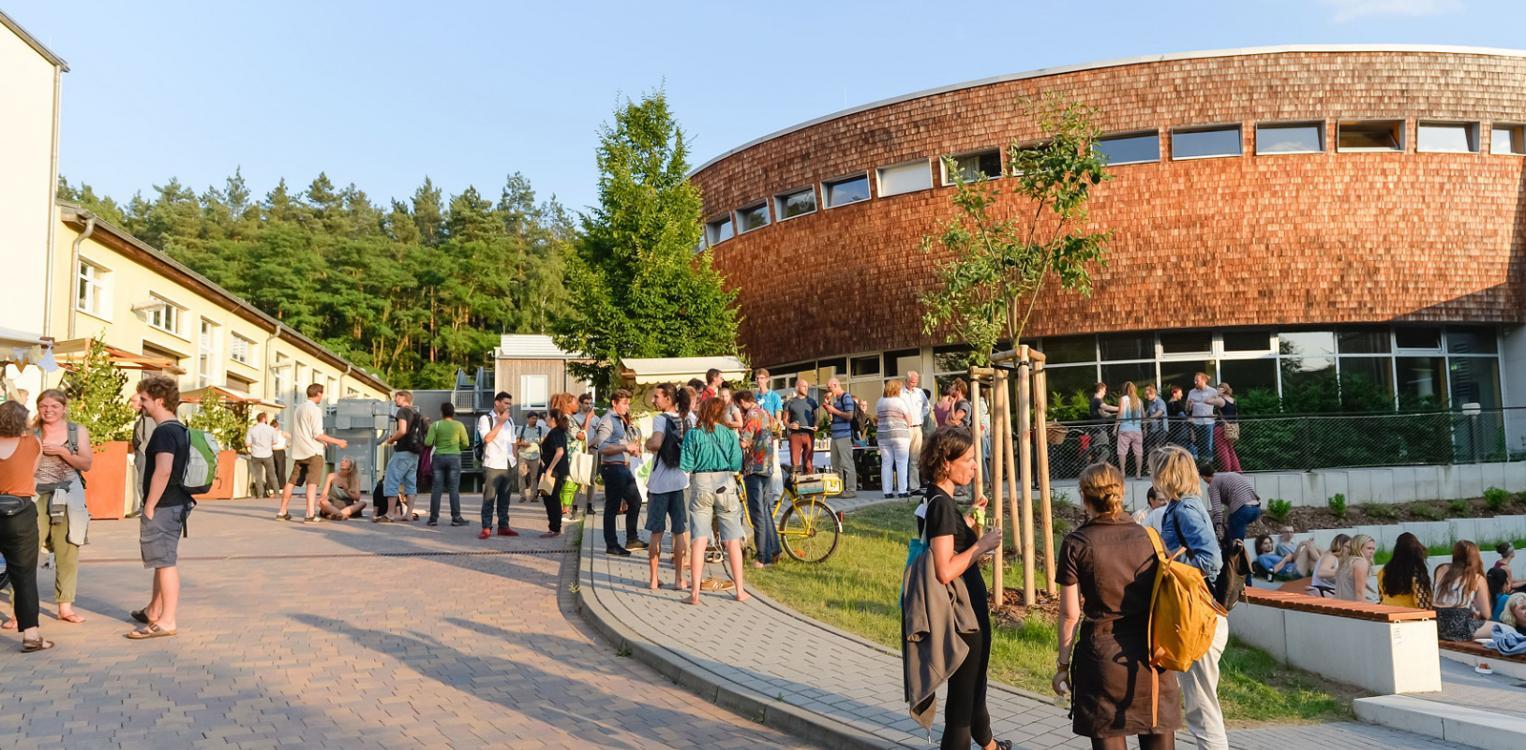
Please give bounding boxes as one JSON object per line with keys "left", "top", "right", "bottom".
{"left": 735, "top": 469, "right": 844, "bottom": 563}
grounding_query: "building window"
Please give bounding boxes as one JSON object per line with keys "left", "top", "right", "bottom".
{"left": 1159, "top": 331, "right": 1212, "bottom": 355}
{"left": 705, "top": 214, "right": 734, "bottom": 246}
{"left": 197, "top": 319, "right": 220, "bottom": 388}
{"left": 1094, "top": 132, "right": 1160, "bottom": 166}
{"left": 1222, "top": 331, "right": 1272, "bottom": 353}
{"left": 1446, "top": 326, "right": 1497, "bottom": 355}
{"left": 1337, "top": 120, "right": 1404, "bottom": 152}
{"left": 1416, "top": 121, "right": 1479, "bottom": 153}
{"left": 822, "top": 174, "right": 870, "bottom": 208}
{"left": 1098, "top": 333, "right": 1152, "bottom": 361}
{"left": 1256, "top": 122, "right": 1324, "bottom": 154}
{"left": 142, "top": 296, "right": 184, "bottom": 335}
{"left": 877, "top": 160, "right": 933, "bottom": 197}
{"left": 940, "top": 149, "right": 1001, "bottom": 185}
{"left": 736, "top": 202, "right": 770, "bottom": 233}
{"left": 1394, "top": 327, "right": 1441, "bottom": 351}
{"left": 520, "top": 374, "right": 549, "bottom": 409}
{"left": 1171, "top": 125, "right": 1242, "bottom": 159}
{"left": 1492, "top": 124, "right": 1525, "bottom": 155}
{"left": 850, "top": 355, "right": 881, "bottom": 378}
{"left": 774, "top": 187, "right": 817, "bottom": 220}
{"left": 76, "top": 260, "right": 110, "bottom": 318}
{"left": 230, "top": 334, "right": 255, "bottom": 365}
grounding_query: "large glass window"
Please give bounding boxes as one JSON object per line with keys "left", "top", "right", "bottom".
{"left": 230, "top": 334, "right": 254, "bottom": 365}
{"left": 1493, "top": 124, "right": 1526, "bottom": 156}
{"left": 1338, "top": 120, "right": 1404, "bottom": 152}
{"left": 1336, "top": 357, "right": 1395, "bottom": 411}
{"left": 942, "top": 149, "right": 1001, "bottom": 184}
{"left": 1337, "top": 329, "right": 1391, "bottom": 354}
{"left": 736, "top": 202, "right": 770, "bottom": 233}
{"left": 1218, "top": 359, "right": 1277, "bottom": 397}
{"left": 775, "top": 187, "right": 817, "bottom": 220}
{"left": 1044, "top": 365, "right": 1098, "bottom": 406}
{"left": 823, "top": 174, "right": 870, "bottom": 207}
{"left": 1396, "top": 357, "right": 1447, "bottom": 409}
{"left": 1449, "top": 357, "right": 1501, "bottom": 410}
{"left": 198, "top": 319, "right": 220, "bottom": 389}
{"left": 1171, "top": 125, "right": 1242, "bottom": 159}
{"left": 1158, "top": 361, "right": 1214, "bottom": 394}
{"left": 76, "top": 261, "right": 110, "bottom": 318}
{"left": 1042, "top": 335, "right": 1096, "bottom": 365}
{"left": 1256, "top": 122, "right": 1324, "bottom": 154}
{"left": 1098, "top": 333, "right": 1152, "bottom": 361}
{"left": 1395, "top": 327, "right": 1441, "bottom": 350}
{"left": 1160, "top": 331, "right": 1211, "bottom": 354}
{"left": 1417, "top": 121, "right": 1479, "bottom": 153}
{"left": 850, "top": 355, "right": 881, "bottom": 378}
{"left": 877, "top": 160, "right": 932, "bottom": 197}
{"left": 1447, "top": 327, "right": 1497, "bottom": 354}
{"left": 144, "top": 297, "right": 183, "bottom": 335}
{"left": 705, "top": 215, "right": 733, "bottom": 245}
{"left": 1279, "top": 331, "right": 1336, "bottom": 366}
{"left": 1222, "top": 330, "right": 1272, "bottom": 353}
{"left": 1101, "top": 362, "right": 1155, "bottom": 394}
{"left": 1094, "top": 132, "right": 1160, "bottom": 166}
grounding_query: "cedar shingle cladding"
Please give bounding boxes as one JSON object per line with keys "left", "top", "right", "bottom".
{"left": 693, "top": 50, "right": 1526, "bottom": 367}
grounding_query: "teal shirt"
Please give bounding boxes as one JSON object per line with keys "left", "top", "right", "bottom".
{"left": 424, "top": 418, "right": 469, "bottom": 455}
{"left": 679, "top": 424, "right": 742, "bottom": 473}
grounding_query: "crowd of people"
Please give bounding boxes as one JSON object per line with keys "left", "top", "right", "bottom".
{"left": 1086, "top": 373, "right": 1242, "bottom": 478}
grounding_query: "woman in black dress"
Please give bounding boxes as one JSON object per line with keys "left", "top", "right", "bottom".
{"left": 917, "top": 427, "right": 1006, "bottom": 750}
{"left": 1054, "top": 461, "right": 1180, "bottom": 749}
{"left": 538, "top": 412, "right": 570, "bottom": 538}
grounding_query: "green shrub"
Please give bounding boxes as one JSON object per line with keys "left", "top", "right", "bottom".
{"left": 1413, "top": 504, "right": 1446, "bottom": 522}
{"left": 1359, "top": 502, "right": 1397, "bottom": 521}
{"left": 1264, "top": 498, "right": 1293, "bottom": 523}
{"left": 1485, "top": 487, "right": 1511, "bottom": 513}
{"left": 1448, "top": 499, "right": 1470, "bottom": 516}
{"left": 60, "top": 337, "right": 134, "bottom": 446}
{"left": 1327, "top": 493, "right": 1347, "bottom": 519}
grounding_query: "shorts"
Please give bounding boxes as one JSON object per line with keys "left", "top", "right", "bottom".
{"left": 288, "top": 454, "right": 325, "bottom": 487}
{"left": 687, "top": 471, "right": 744, "bottom": 543}
{"left": 140, "top": 504, "right": 189, "bottom": 569}
{"left": 383, "top": 451, "right": 420, "bottom": 496}
{"left": 645, "top": 489, "right": 688, "bottom": 533}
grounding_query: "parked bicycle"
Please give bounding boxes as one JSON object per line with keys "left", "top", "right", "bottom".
{"left": 734, "top": 466, "right": 844, "bottom": 563}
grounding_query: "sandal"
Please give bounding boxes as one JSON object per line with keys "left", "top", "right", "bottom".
{"left": 130, "top": 609, "right": 151, "bottom": 624}
{"left": 21, "top": 637, "right": 54, "bottom": 653}
{"left": 125, "top": 623, "right": 177, "bottom": 640}
{"left": 1, "top": 618, "right": 15, "bottom": 631}
{"left": 57, "top": 612, "right": 85, "bottom": 624}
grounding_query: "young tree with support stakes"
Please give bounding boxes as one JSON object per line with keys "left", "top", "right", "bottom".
{"left": 919, "top": 97, "right": 1111, "bottom": 606}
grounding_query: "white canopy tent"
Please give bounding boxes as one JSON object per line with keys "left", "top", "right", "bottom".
{"left": 619, "top": 356, "right": 748, "bottom": 387}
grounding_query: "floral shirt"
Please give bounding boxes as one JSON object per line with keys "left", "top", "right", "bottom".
{"left": 742, "top": 405, "right": 773, "bottom": 476}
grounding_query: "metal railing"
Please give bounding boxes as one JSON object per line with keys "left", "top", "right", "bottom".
{"left": 1038, "top": 408, "right": 1520, "bottom": 481}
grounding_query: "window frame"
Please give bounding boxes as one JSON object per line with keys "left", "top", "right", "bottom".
{"left": 1490, "top": 123, "right": 1526, "bottom": 156}
{"left": 197, "top": 318, "right": 221, "bottom": 389}
{"left": 1336, "top": 119, "right": 1406, "bottom": 153}
{"left": 1254, "top": 120, "right": 1326, "bottom": 155}
{"left": 939, "top": 148, "right": 1002, "bottom": 186}
{"left": 704, "top": 212, "right": 735, "bottom": 246}
{"left": 1415, "top": 120, "right": 1480, "bottom": 154}
{"left": 735, "top": 201, "right": 771, "bottom": 234}
{"left": 230, "top": 333, "right": 256, "bottom": 366}
{"left": 876, "top": 158, "right": 934, "bottom": 197}
{"left": 821, "top": 172, "right": 872, "bottom": 209}
{"left": 143, "top": 294, "right": 186, "bottom": 337}
{"left": 75, "top": 258, "right": 111, "bottom": 319}
{"left": 519, "top": 374, "right": 550, "bottom": 409}
{"left": 1093, "top": 130, "right": 1161, "bottom": 166}
{"left": 1169, "top": 124, "right": 1243, "bottom": 161}
{"left": 773, "top": 186, "right": 818, "bottom": 221}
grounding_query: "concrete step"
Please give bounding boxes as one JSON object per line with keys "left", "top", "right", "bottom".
{"left": 1354, "top": 694, "right": 1526, "bottom": 750}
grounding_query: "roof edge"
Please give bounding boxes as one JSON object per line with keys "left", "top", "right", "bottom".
{"left": 0, "top": 10, "right": 69, "bottom": 71}
{"left": 690, "top": 43, "right": 1526, "bottom": 176}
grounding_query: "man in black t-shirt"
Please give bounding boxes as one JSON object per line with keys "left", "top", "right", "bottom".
{"left": 127, "top": 374, "right": 192, "bottom": 640}
{"left": 379, "top": 390, "right": 421, "bottom": 522}
{"left": 1088, "top": 382, "right": 1117, "bottom": 463}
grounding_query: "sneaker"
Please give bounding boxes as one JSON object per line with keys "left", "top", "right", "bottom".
{"left": 478, "top": 528, "right": 492, "bottom": 540}
{"left": 276, "top": 513, "right": 292, "bottom": 522}
{"left": 606, "top": 546, "right": 632, "bottom": 557}
{"left": 498, "top": 527, "right": 520, "bottom": 537}
{"left": 626, "top": 539, "right": 648, "bottom": 551}
{"left": 427, "top": 518, "right": 439, "bottom": 527}
{"left": 450, "top": 518, "right": 470, "bottom": 527}
{"left": 302, "top": 515, "right": 317, "bottom": 524}
{"left": 562, "top": 513, "right": 573, "bottom": 522}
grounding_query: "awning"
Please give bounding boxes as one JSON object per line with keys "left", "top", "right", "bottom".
{"left": 52, "top": 338, "right": 186, "bottom": 374}
{"left": 0, "top": 327, "right": 46, "bottom": 367}
{"left": 619, "top": 356, "right": 748, "bottom": 386}
{"left": 180, "top": 385, "right": 283, "bottom": 409}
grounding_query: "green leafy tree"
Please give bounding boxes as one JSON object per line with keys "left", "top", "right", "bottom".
{"left": 920, "top": 97, "right": 1110, "bottom": 365}
{"left": 554, "top": 90, "right": 740, "bottom": 394}
{"left": 187, "top": 391, "right": 250, "bottom": 453}
{"left": 60, "top": 338, "right": 135, "bottom": 446}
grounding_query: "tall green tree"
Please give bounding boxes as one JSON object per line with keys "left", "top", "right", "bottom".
{"left": 920, "top": 96, "right": 1111, "bottom": 365}
{"left": 553, "top": 90, "right": 740, "bottom": 394}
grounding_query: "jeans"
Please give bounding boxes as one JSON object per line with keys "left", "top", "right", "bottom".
{"left": 601, "top": 464, "right": 642, "bottom": 550}
{"left": 519, "top": 457, "right": 542, "bottom": 503}
{"left": 1189, "top": 422, "right": 1214, "bottom": 462}
{"left": 1226, "top": 503, "right": 1262, "bottom": 544}
{"left": 249, "top": 455, "right": 277, "bottom": 497}
{"left": 1181, "top": 615, "right": 1230, "bottom": 750}
{"left": 878, "top": 437, "right": 910, "bottom": 496}
{"left": 481, "top": 467, "right": 513, "bottom": 530}
{"left": 383, "top": 450, "right": 419, "bottom": 497}
{"left": 0, "top": 499, "right": 41, "bottom": 631}
{"left": 831, "top": 436, "right": 857, "bottom": 495}
{"left": 429, "top": 453, "right": 462, "bottom": 521}
{"left": 744, "top": 473, "right": 780, "bottom": 564}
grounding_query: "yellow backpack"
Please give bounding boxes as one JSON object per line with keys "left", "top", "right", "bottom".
{"left": 1144, "top": 525, "right": 1226, "bottom": 673}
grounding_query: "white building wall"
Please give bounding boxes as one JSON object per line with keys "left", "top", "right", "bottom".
{"left": 0, "top": 21, "right": 60, "bottom": 338}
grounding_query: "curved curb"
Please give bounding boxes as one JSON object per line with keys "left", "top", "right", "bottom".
{"left": 572, "top": 520, "right": 903, "bottom": 750}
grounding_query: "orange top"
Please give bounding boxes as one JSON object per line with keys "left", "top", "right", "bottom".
{"left": 0, "top": 436, "right": 41, "bottom": 497}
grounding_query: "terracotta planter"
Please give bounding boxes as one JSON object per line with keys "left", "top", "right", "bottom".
{"left": 82, "top": 440, "right": 130, "bottom": 520}
{"left": 194, "top": 450, "right": 239, "bottom": 501}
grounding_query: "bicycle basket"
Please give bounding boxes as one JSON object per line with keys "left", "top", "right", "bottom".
{"left": 795, "top": 472, "right": 844, "bottom": 496}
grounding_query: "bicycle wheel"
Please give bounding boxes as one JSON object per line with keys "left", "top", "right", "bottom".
{"left": 779, "top": 498, "right": 842, "bottom": 563}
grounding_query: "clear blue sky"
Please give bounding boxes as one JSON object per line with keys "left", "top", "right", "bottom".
{"left": 8, "top": 0, "right": 1522, "bottom": 214}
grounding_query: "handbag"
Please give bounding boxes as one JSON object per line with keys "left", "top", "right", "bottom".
{"left": 0, "top": 494, "right": 33, "bottom": 517}
{"left": 538, "top": 471, "right": 557, "bottom": 497}
{"left": 1223, "top": 421, "right": 1241, "bottom": 441}
{"left": 569, "top": 451, "right": 594, "bottom": 486}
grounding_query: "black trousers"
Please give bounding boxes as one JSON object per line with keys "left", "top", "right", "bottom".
{"left": 942, "top": 571, "right": 993, "bottom": 750}
{"left": 544, "top": 475, "right": 566, "bottom": 534}
{"left": 600, "top": 465, "right": 641, "bottom": 549}
{"left": 0, "top": 501, "right": 41, "bottom": 631}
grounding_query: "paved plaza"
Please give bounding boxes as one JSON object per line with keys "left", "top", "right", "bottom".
{"left": 0, "top": 499, "right": 807, "bottom": 749}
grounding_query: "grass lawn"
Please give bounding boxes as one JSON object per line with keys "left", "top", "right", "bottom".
{"left": 750, "top": 500, "right": 1358, "bottom": 725}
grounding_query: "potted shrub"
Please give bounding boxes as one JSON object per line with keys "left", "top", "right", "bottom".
{"left": 62, "top": 338, "right": 135, "bottom": 519}
{"left": 187, "top": 391, "right": 249, "bottom": 500}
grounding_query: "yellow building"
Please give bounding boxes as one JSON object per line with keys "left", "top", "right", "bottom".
{"left": 49, "top": 203, "right": 391, "bottom": 415}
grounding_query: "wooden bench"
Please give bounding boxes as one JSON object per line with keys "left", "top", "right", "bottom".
{"left": 1230, "top": 587, "right": 1440, "bottom": 694}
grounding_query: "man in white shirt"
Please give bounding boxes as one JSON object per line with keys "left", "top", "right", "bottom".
{"left": 246, "top": 412, "right": 278, "bottom": 498}
{"left": 1185, "top": 372, "right": 1225, "bottom": 463}
{"left": 902, "top": 370, "right": 931, "bottom": 489}
{"left": 475, "top": 391, "right": 519, "bottom": 539}
{"left": 277, "top": 383, "right": 348, "bottom": 523}
{"left": 516, "top": 412, "right": 549, "bottom": 505}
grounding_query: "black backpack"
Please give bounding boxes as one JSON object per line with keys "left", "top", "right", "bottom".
{"left": 847, "top": 395, "right": 868, "bottom": 441}
{"left": 1169, "top": 503, "right": 1247, "bottom": 612}
{"left": 404, "top": 410, "right": 429, "bottom": 452}
{"left": 658, "top": 413, "right": 686, "bottom": 469}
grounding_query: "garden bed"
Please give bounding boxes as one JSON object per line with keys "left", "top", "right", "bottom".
{"left": 1247, "top": 489, "right": 1526, "bottom": 536}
